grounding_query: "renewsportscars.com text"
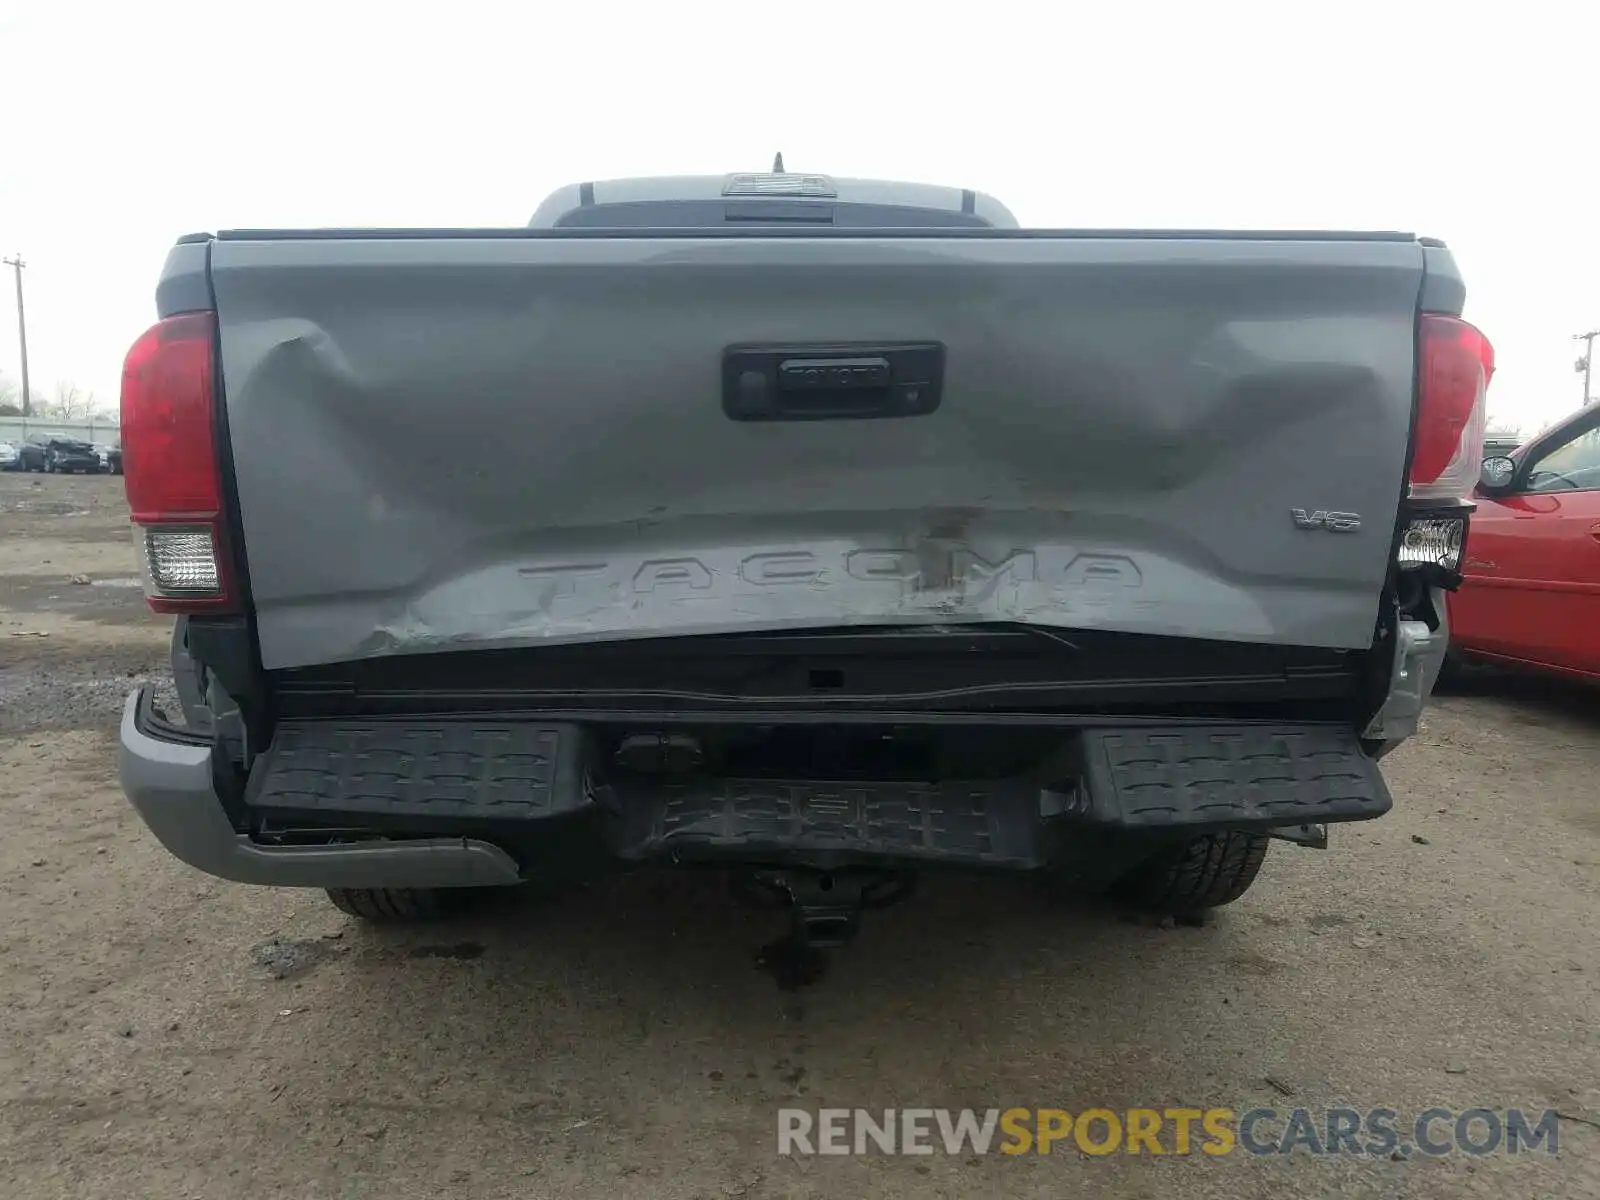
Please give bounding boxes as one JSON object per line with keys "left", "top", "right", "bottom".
{"left": 777, "top": 1107, "right": 1562, "bottom": 1158}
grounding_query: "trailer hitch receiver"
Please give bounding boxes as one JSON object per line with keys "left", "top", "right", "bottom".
{"left": 736, "top": 867, "right": 916, "bottom": 950}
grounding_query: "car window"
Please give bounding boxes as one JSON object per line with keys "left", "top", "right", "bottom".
{"left": 1524, "top": 423, "right": 1600, "bottom": 493}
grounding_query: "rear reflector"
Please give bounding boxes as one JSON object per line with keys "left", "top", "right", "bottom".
{"left": 1412, "top": 315, "right": 1494, "bottom": 502}
{"left": 120, "top": 312, "right": 235, "bottom": 612}
{"left": 1398, "top": 516, "right": 1465, "bottom": 573}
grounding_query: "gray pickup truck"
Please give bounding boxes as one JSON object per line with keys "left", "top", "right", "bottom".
{"left": 117, "top": 170, "right": 1492, "bottom": 949}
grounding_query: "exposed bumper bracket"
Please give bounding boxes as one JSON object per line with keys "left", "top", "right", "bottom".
{"left": 1364, "top": 606, "right": 1449, "bottom": 751}
{"left": 1268, "top": 822, "right": 1329, "bottom": 849}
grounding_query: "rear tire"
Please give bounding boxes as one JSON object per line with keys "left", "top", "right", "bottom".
{"left": 1111, "top": 831, "right": 1269, "bottom": 913}
{"left": 326, "top": 887, "right": 448, "bottom": 923}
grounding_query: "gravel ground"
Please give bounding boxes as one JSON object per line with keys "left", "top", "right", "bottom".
{"left": 1, "top": 470, "right": 1596, "bottom": 1199}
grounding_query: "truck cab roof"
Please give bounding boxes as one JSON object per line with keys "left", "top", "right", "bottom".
{"left": 528, "top": 172, "right": 1019, "bottom": 230}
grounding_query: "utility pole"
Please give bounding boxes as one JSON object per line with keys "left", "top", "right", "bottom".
{"left": 3, "top": 254, "right": 29, "bottom": 417}
{"left": 1574, "top": 329, "right": 1600, "bottom": 409}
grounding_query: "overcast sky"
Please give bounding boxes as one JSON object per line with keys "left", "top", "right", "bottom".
{"left": 1, "top": 2, "right": 1594, "bottom": 434}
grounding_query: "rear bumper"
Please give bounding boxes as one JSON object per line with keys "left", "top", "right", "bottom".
{"left": 123, "top": 697, "right": 1396, "bottom": 889}
{"left": 118, "top": 688, "right": 523, "bottom": 888}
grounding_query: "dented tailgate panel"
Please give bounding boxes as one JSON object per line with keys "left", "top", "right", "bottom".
{"left": 207, "top": 235, "right": 1423, "bottom": 670}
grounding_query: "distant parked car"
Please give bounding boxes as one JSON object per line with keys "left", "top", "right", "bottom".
{"left": 17, "top": 435, "right": 102, "bottom": 474}
{"left": 0, "top": 441, "right": 19, "bottom": 471}
{"left": 16, "top": 436, "right": 47, "bottom": 471}
{"left": 93, "top": 443, "right": 123, "bottom": 474}
{"left": 1448, "top": 401, "right": 1600, "bottom": 682}
{"left": 50, "top": 439, "right": 103, "bottom": 473}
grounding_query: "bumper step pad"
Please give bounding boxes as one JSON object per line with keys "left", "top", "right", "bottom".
{"left": 247, "top": 720, "right": 589, "bottom": 821}
{"left": 608, "top": 778, "right": 1046, "bottom": 868}
{"left": 1074, "top": 725, "right": 1392, "bottom": 832}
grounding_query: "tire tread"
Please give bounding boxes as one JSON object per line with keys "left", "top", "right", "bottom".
{"left": 1113, "top": 831, "right": 1269, "bottom": 912}
{"left": 325, "top": 887, "right": 446, "bottom": 923}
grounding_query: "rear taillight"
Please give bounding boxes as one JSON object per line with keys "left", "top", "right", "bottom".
{"left": 1411, "top": 314, "right": 1495, "bottom": 502}
{"left": 120, "top": 312, "right": 236, "bottom": 613}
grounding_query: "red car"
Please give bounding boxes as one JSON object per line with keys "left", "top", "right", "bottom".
{"left": 1449, "top": 403, "right": 1600, "bottom": 681}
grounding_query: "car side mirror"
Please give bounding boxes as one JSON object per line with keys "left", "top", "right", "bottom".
{"left": 1479, "top": 455, "right": 1517, "bottom": 492}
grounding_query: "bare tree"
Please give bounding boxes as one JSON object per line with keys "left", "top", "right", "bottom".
{"left": 34, "top": 380, "right": 102, "bottom": 421}
{"left": 0, "top": 370, "right": 18, "bottom": 412}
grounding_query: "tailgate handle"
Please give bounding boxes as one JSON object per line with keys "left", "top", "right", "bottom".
{"left": 723, "top": 342, "right": 944, "bottom": 422}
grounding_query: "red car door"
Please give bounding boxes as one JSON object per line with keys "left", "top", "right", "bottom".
{"left": 1452, "top": 409, "right": 1600, "bottom": 678}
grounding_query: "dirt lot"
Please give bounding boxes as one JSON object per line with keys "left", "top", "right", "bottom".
{"left": 1, "top": 469, "right": 1596, "bottom": 1199}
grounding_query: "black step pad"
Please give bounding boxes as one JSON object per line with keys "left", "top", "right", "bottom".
{"left": 610, "top": 778, "right": 1046, "bottom": 868}
{"left": 248, "top": 721, "right": 589, "bottom": 821}
{"left": 1076, "top": 725, "right": 1391, "bottom": 831}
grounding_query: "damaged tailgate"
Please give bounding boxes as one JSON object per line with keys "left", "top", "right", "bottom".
{"left": 207, "top": 231, "right": 1425, "bottom": 670}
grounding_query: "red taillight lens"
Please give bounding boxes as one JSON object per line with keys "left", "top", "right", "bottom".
{"left": 122, "top": 313, "right": 218, "bottom": 519}
{"left": 120, "top": 312, "right": 235, "bottom": 612}
{"left": 1412, "top": 314, "right": 1494, "bottom": 500}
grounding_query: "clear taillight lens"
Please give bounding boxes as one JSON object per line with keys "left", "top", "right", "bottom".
{"left": 138, "top": 526, "right": 223, "bottom": 595}
{"left": 1398, "top": 517, "right": 1465, "bottom": 572}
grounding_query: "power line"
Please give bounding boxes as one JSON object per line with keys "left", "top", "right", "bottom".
{"left": 2, "top": 254, "right": 28, "bottom": 417}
